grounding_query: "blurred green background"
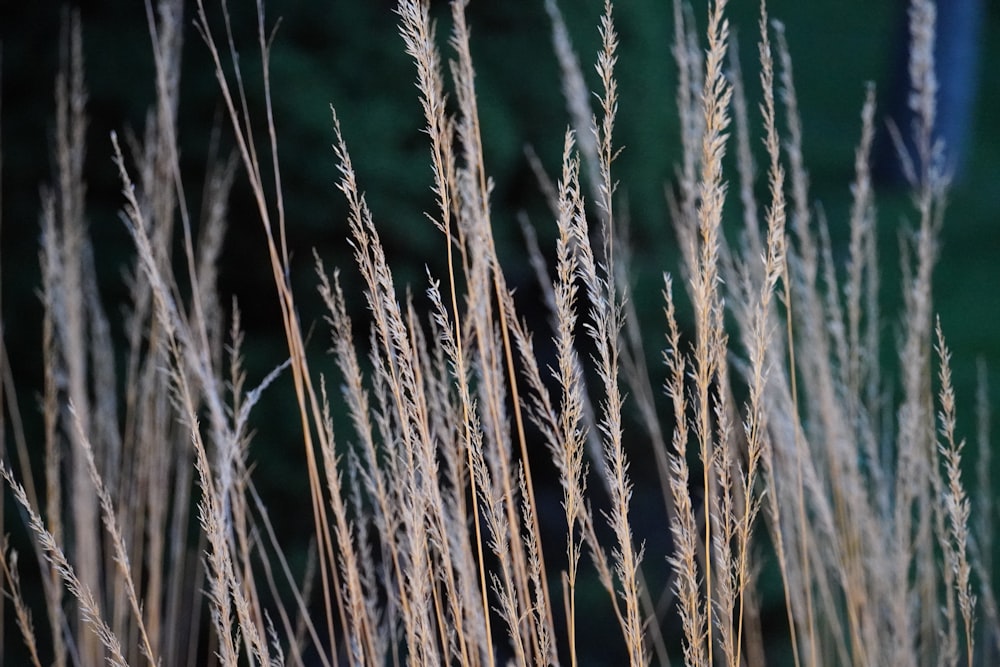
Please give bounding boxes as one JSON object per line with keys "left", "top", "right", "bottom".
{"left": 1, "top": 1, "right": 998, "bottom": 663}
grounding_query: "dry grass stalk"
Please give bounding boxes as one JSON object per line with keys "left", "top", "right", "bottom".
{"left": 0, "top": 0, "right": 993, "bottom": 665}
{"left": 0, "top": 540, "right": 43, "bottom": 667}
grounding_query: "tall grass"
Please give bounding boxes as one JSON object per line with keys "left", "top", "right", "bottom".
{"left": 1, "top": 0, "right": 997, "bottom": 665}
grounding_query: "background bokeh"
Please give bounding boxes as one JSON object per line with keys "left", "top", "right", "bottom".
{"left": 1, "top": 1, "right": 998, "bottom": 663}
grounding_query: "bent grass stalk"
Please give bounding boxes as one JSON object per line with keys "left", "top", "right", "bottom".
{"left": 0, "top": 1, "right": 992, "bottom": 666}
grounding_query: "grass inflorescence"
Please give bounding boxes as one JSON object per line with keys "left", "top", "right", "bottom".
{"left": 1, "top": 0, "right": 996, "bottom": 665}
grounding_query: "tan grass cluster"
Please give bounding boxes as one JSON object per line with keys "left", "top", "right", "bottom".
{"left": 0, "top": 0, "right": 996, "bottom": 665}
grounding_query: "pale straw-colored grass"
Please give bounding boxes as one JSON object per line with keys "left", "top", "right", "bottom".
{"left": 0, "top": 0, "right": 994, "bottom": 665}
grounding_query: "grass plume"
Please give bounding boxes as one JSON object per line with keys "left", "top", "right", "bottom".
{"left": 0, "top": 0, "right": 993, "bottom": 665}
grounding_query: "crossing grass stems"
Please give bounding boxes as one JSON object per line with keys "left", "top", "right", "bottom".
{"left": 0, "top": 0, "right": 997, "bottom": 665}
